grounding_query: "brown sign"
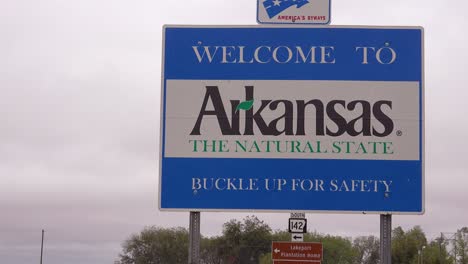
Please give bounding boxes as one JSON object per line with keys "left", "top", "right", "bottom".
{"left": 272, "top": 241, "right": 323, "bottom": 262}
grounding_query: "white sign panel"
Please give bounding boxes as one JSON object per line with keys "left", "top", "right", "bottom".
{"left": 289, "top": 218, "right": 307, "bottom": 233}
{"left": 165, "top": 80, "right": 419, "bottom": 161}
{"left": 257, "top": 0, "right": 330, "bottom": 24}
{"left": 291, "top": 233, "right": 304, "bottom": 242}
{"left": 291, "top": 212, "right": 306, "bottom": 219}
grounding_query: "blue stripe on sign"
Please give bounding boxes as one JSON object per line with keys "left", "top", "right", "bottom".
{"left": 164, "top": 27, "right": 422, "bottom": 81}
{"left": 160, "top": 158, "right": 422, "bottom": 212}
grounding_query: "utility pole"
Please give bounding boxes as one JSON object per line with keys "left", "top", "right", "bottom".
{"left": 442, "top": 232, "right": 457, "bottom": 263}
{"left": 40, "top": 229, "right": 44, "bottom": 264}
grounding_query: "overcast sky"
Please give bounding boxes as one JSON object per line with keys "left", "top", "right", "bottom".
{"left": 1, "top": 0, "right": 467, "bottom": 263}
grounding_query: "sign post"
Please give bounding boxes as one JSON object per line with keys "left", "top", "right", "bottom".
{"left": 40, "top": 229, "right": 44, "bottom": 264}
{"left": 188, "top": 212, "right": 201, "bottom": 264}
{"left": 380, "top": 214, "right": 392, "bottom": 264}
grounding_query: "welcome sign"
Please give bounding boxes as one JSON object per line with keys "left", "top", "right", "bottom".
{"left": 160, "top": 26, "right": 424, "bottom": 214}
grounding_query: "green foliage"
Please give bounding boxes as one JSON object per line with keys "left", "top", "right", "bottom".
{"left": 455, "top": 227, "right": 468, "bottom": 264}
{"left": 117, "top": 226, "right": 189, "bottom": 264}
{"left": 200, "top": 236, "right": 224, "bottom": 264}
{"left": 353, "top": 235, "right": 380, "bottom": 264}
{"left": 258, "top": 253, "right": 272, "bottom": 264}
{"left": 320, "top": 235, "right": 358, "bottom": 264}
{"left": 241, "top": 216, "right": 272, "bottom": 263}
{"left": 390, "top": 226, "right": 454, "bottom": 264}
{"left": 422, "top": 240, "right": 454, "bottom": 264}
{"left": 217, "top": 216, "right": 272, "bottom": 264}
{"left": 220, "top": 219, "right": 242, "bottom": 261}
{"left": 116, "top": 220, "right": 460, "bottom": 264}
{"left": 392, "top": 226, "right": 427, "bottom": 264}
{"left": 270, "top": 230, "right": 290, "bottom": 242}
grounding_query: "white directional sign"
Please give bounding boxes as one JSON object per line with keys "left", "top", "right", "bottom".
{"left": 257, "top": 0, "right": 330, "bottom": 24}
{"left": 291, "top": 233, "right": 304, "bottom": 242}
{"left": 289, "top": 218, "right": 307, "bottom": 233}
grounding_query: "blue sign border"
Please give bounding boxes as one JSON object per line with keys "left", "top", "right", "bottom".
{"left": 160, "top": 25, "right": 425, "bottom": 214}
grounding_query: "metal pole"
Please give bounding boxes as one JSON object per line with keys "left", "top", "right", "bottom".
{"left": 439, "top": 233, "right": 443, "bottom": 264}
{"left": 454, "top": 238, "right": 457, "bottom": 264}
{"left": 421, "top": 247, "right": 424, "bottom": 264}
{"left": 380, "top": 214, "right": 392, "bottom": 264}
{"left": 188, "top": 212, "right": 201, "bottom": 264}
{"left": 40, "top": 229, "right": 44, "bottom": 264}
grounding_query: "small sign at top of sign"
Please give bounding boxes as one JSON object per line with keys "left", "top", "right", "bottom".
{"left": 291, "top": 212, "right": 306, "bottom": 219}
{"left": 257, "top": 0, "right": 330, "bottom": 25}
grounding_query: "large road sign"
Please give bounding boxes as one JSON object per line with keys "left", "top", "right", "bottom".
{"left": 272, "top": 241, "right": 322, "bottom": 262}
{"left": 160, "top": 26, "right": 424, "bottom": 214}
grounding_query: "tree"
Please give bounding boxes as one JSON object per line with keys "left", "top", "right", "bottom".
{"left": 218, "top": 219, "right": 242, "bottom": 263}
{"left": 421, "top": 239, "right": 454, "bottom": 264}
{"left": 392, "top": 227, "right": 407, "bottom": 264}
{"left": 217, "top": 216, "right": 272, "bottom": 264}
{"left": 117, "top": 227, "right": 189, "bottom": 264}
{"left": 270, "top": 230, "right": 290, "bottom": 242}
{"left": 455, "top": 227, "right": 468, "bottom": 264}
{"left": 116, "top": 220, "right": 462, "bottom": 264}
{"left": 321, "top": 235, "right": 359, "bottom": 264}
{"left": 240, "top": 216, "right": 272, "bottom": 263}
{"left": 353, "top": 235, "right": 380, "bottom": 264}
{"left": 392, "top": 226, "right": 427, "bottom": 264}
{"left": 200, "top": 236, "right": 224, "bottom": 264}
